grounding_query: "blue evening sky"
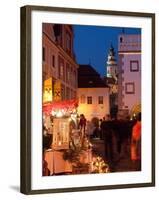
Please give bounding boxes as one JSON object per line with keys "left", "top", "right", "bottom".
{"left": 73, "top": 25, "right": 141, "bottom": 76}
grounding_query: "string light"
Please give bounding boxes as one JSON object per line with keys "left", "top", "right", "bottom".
{"left": 91, "top": 156, "right": 109, "bottom": 173}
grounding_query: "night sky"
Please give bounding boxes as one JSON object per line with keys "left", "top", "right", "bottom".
{"left": 73, "top": 25, "right": 141, "bottom": 76}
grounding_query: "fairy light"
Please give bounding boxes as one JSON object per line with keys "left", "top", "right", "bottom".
{"left": 91, "top": 156, "right": 109, "bottom": 173}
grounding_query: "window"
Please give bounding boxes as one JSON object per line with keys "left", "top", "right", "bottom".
{"left": 42, "top": 47, "right": 45, "bottom": 61}
{"left": 87, "top": 96, "right": 92, "bottom": 104}
{"left": 120, "top": 37, "right": 123, "bottom": 43}
{"left": 60, "top": 64, "right": 64, "bottom": 78}
{"left": 80, "top": 95, "right": 86, "bottom": 104}
{"left": 68, "top": 67, "right": 70, "bottom": 83}
{"left": 66, "top": 63, "right": 69, "bottom": 83}
{"left": 53, "top": 24, "right": 62, "bottom": 46}
{"left": 52, "top": 55, "right": 55, "bottom": 67}
{"left": 61, "top": 85, "right": 65, "bottom": 100}
{"left": 130, "top": 60, "right": 139, "bottom": 72}
{"left": 73, "top": 70, "right": 76, "bottom": 87}
{"left": 58, "top": 56, "right": 64, "bottom": 80}
{"left": 125, "top": 82, "right": 135, "bottom": 94}
{"left": 98, "top": 96, "right": 103, "bottom": 104}
{"left": 66, "top": 31, "right": 71, "bottom": 52}
{"left": 66, "top": 87, "right": 70, "bottom": 99}
{"left": 70, "top": 67, "right": 73, "bottom": 85}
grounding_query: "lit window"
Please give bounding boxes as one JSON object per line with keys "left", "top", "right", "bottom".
{"left": 80, "top": 95, "right": 86, "bottom": 104}
{"left": 87, "top": 96, "right": 92, "bottom": 104}
{"left": 60, "top": 64, "right": 63, "bottom": 78}
{"left": 58, "top": 56, "right": 64, "bottom": 80}
{"left": 98, "top": 96, "right": 103, "bottom": 104}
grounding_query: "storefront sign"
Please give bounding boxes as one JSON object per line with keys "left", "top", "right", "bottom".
{"left": 43, "top": 77, "right": 53, "bottom": 103}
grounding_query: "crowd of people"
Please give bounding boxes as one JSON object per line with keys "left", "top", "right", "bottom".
{"left": 78, "top": 112, "right": 141, "bottom": 172}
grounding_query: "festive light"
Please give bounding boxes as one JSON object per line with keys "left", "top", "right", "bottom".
{"left": 51, "top": 110, "right": 56, "bottom": 116}
{"left": 91, "top": 156, "right": 109, "bottom": 173}
{"left": 68, "top": 117, "right": 72, "bottom": 122}
{"left": 56, "top": 110, "right": 63, "bottom": 118}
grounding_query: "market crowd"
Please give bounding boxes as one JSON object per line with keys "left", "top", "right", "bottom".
{"left": 84, "top": 113, "right": 141, "bottom": 172}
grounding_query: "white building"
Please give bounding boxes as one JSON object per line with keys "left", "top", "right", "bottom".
{"left": 77, "top": 65, "right": 110, "bottom": 121}
{"left": 118, "top": 34, "right": 141, "bottom": 117}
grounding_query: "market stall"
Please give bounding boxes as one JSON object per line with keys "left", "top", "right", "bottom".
{"left": 42, "top": 99, "right": 94, "bottom": 175}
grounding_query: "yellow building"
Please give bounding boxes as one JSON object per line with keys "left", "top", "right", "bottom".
{"left": 77, "top": 65, "right": 110, "bottom": 121}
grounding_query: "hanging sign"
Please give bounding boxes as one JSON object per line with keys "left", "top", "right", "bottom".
{"left": 43, "top": 77, "right": 53, "bottom": 103}
{"left": 54, "top": 80, "right": 61, "bottom": 101}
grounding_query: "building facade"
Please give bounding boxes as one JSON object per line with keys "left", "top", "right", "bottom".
{"left": 118, "top": 34, "right": 141, "bottom": 118}
{"left": 78, "top": 65, "right": 110, "bottom": 121}
{"left": 42, "top": 23, "right": 78, "bottom": 102}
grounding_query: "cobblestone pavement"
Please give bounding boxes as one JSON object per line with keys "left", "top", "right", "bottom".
{"left": 91, "top": 138, "right": 141, "bottom": 173}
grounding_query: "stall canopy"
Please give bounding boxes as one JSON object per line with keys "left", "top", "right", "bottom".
{"left": 43, "top": 99, "right": 78, "bottom": 116}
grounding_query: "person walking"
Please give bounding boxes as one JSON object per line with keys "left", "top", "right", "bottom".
{"left": 131, "top": 112, "right": 141, "bottom": 171}
{"left": 79, "top": 114, "right": 87, "bottom": 140}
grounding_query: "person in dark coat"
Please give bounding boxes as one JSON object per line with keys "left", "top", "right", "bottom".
{"left": 101, "top": 120, "right": 114, "bottom": 164}
{"left": 78, "top": 114, "right": 87, "bottom": 140}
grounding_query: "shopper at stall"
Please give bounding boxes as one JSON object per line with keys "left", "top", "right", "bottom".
{"left": 79, "top": 114, "right": 87, "bottom": 138}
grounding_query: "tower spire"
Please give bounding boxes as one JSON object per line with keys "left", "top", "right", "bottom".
{"left": 106, "top": 44, "right": 118, "bottom": 80}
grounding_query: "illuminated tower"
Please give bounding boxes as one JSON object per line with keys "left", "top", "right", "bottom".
{"left": 105, "top": 44, "right": 118, "bottom": 119}
{"left": 106, "top": 44, "right": 118, "bottom": 81}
